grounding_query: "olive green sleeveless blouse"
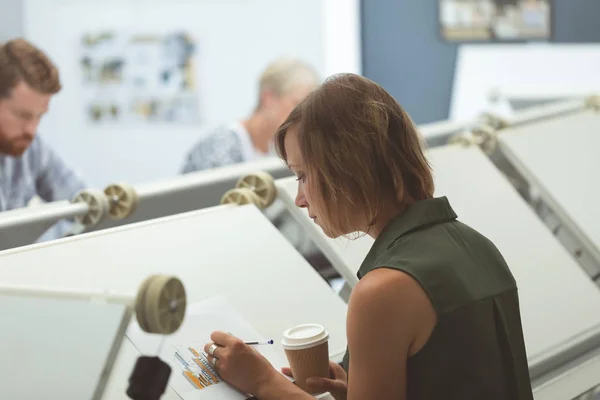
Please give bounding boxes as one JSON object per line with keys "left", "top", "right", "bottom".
{"left": 341, "top": 197, "right": 533, "bottom": 399}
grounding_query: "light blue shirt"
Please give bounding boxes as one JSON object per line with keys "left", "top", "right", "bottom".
{"left": 0, "top": 135, "right": 86, "bottom": 240}
{"left": 181, "top": 122, "right": 273, "bottom": 174}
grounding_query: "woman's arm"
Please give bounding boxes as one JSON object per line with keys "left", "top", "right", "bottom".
{"left": 345, "top": 267, "right": 437, "bottom": 400}
{"left": 203, "top": 331, "right": 314, "bottom": 400}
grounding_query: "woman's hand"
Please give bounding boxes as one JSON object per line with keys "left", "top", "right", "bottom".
{"left": 204, "top": 331, "right": 278, "bottom": 396}
{"left": 282, "top": 361, "right": 348, "bottom": 400}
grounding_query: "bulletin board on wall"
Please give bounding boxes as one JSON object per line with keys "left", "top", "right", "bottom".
{"left": 439, "top": 0, "right": 552, "bottom": 42}
{"left": 80, "top": 31, "right": 199, "bottom": 126}
{"left": 22, "top": 0, "right": 330, "bottom": 187}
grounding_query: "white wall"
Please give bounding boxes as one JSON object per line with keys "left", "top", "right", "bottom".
{"left": 0, "top": 0, "right": 24, "bottom": 41}
{"left": 321, "top": 0, "right": 362, "bottom": 77}
{"left": 24, "top": 0, "right": 361, "bottom": 188}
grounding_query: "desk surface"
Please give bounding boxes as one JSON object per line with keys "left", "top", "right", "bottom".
{"left": 499, "top": 110, "right": 600, "bottom": 260}
{"left": 0, "top": 205, "right": 348, "bottom": 399}
{"left": 276, "top": 144, "right": 600, "bottom": 366}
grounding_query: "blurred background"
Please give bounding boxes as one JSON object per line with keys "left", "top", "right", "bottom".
{"left": 1, "top": 0, "right": 597, "bottom": 188}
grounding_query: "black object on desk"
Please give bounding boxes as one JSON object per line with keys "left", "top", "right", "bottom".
{"left": 127, "top": 356, "right": 171, "bottom": 400}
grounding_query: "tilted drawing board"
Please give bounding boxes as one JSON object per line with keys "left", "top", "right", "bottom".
{"left": 0, "top": 204, "right": 347, "bottom": 399}
{"left": 83, "top": 118, "right": 476, "bottom": 236}
{"left": 0, "top": 157, "right": 291, "bottom": 252}
{"left": 419, "top": 118, "right": 468, "bottom": 147}
{"left": 0, "top": 186, "right": 114, "bottom": 251}
{"left": 275, "top": 144, "right": 600, "bottom": 398}
{"left": 83, "top": 157, "right": 292, "bottom": 234}
{"left": 450, "top": 44, "right": 600, "bottom": 122}
{"left": 0, "top": 275, "right": 186, "bottom": 399}
{"left": 0, "top": 292, "right": 129, "bottom": 399}
{"left": 498, "top": 109, "right": 600, "bottom": 276}
{"left": 0, "top": 119, "right": 481, "bottom": 252}
{"left": 0, "top": 200, "right": 85, "bottom": 251}
{"left": 501, "top": 98, "right": 589, "bottom": 128}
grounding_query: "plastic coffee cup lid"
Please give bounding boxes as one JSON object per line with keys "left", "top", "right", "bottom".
{"left": 281, "top": 324, "right": 329, "bottom": 350}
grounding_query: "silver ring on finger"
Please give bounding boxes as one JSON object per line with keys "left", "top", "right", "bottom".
{"left": 211, "top": 356, "right": 218, "bottom": 368}
{"left": 208, "top": 343, "right": 219, "bottom": 357}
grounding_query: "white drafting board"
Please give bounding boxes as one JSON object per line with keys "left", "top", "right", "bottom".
{"left": 276, "top": 144, "right": 600, "bottom": 394}
{"left": 0, "top": 204, "right": 347, "bottom": 399}
{"left": 419, "top": 119, "right": 467, "bottom": 146}
{"left": 505, "top": 98, "right": 587, "bottom": 128}
{"left": 498, "top": 109, "right": 600, "bottom": 265}
{"left": 0, "top": 293, "right": 129, "bottom": 399}
{"left": 499, "top": 95, "right": 592, "bottom": 118}
{"left": 85, "top": 157, "right": 292, "bottom": 233}
{"left": 450, "top": 44, "right": 600, "bottom": 121}
{"left": 0, "top": 201, "right": 86, "bottom": 251}
{"left": 504, "top": 96, "right": 581, "bottom": 114}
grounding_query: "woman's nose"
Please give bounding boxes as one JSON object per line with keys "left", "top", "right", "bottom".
{"left": 295, "top": 191, "right": 307, "bottom": 208}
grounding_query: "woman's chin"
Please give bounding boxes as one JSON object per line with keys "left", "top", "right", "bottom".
{"left": 320, "top": 226, "right": 339, "bottom": 239}
{"left": 313, "top": 219, "right": 345, "bottom": 239}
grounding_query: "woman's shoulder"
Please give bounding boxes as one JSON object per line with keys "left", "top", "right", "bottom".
{"left": 348, "top": 268, "right": 437, "bottom": 355}
{"left": 351, "top": 268, "right": 433, "bottom": 314}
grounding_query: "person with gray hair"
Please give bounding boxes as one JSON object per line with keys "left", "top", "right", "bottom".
{"left": 181, "top": 57, "right": 319, "bottom": 173}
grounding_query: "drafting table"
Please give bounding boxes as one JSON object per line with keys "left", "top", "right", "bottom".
{"left": 450, "top": 43, "right": 600, "bottom": 122}
{"left": 447, "top": 98, "right": 594, "bottom": 206}
{"left": 0, "top": 200, "right": 87, "bottom": 251}
{"left": 419, "top": 119, "right": 468, "bottom": 147}
{"left": 450, "top": 98, "right": 589, "bottom": 143}
{"left": 0, "top": 157, "right": 292, "bottom": 251}
{"left": 497, "top": 109, "right": 600, "bottom": 281}
{"left": 0, "top": 119, "right": 483, "bottom": 253}
{"left": 492, "top": 86, "right": 599, "bottom": 114}
{"left": 0, "top": 185, "right": 119, "bottom": 251}
{"left": 444, "top": 99, "right": 591, "bottom": 164}
{"left": 501, "top": 93, "right": 583, "bottom": 113}
{"left": 500, "top": 98, "right": 591, "bottom": 129}
{"left": 0, "top": 275, "right": 186, "bottom": 399}
{"left": 0, "top": 114, "right": 478, "bottom": 254}
{"left": 0, "top": 203, "right": 347, "bottom": 399}
{"left": 476, "top": 83, "right": 600, "bottom": 115}
{"left": 276, "top": 144, "right": 600, "bottom": 399}
{"left": 84, "top": 156, "right": 292, "bottom": 233}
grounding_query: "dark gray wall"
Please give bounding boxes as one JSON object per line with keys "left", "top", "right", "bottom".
{"left": 362, "top": 0, "right": 600, "bottom": 124}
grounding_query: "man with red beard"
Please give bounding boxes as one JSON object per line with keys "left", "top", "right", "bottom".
{"left": 0, "top": 38, "right": 85, "bottom": 214}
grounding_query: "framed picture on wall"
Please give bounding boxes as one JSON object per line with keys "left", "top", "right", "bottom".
{"left": 439, "top": 0, "right": 552, "bottom": 42}
{"left": 80, "top": 31, "right": 200, "bottom": 126}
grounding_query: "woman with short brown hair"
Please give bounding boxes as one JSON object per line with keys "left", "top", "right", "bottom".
{"left": 204, "top": 73, "right": 533, "bottom": 399}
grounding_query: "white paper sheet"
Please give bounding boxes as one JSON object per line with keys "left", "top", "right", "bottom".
{"left": 127, "top": 295, "right": 288, "bottom": 400}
